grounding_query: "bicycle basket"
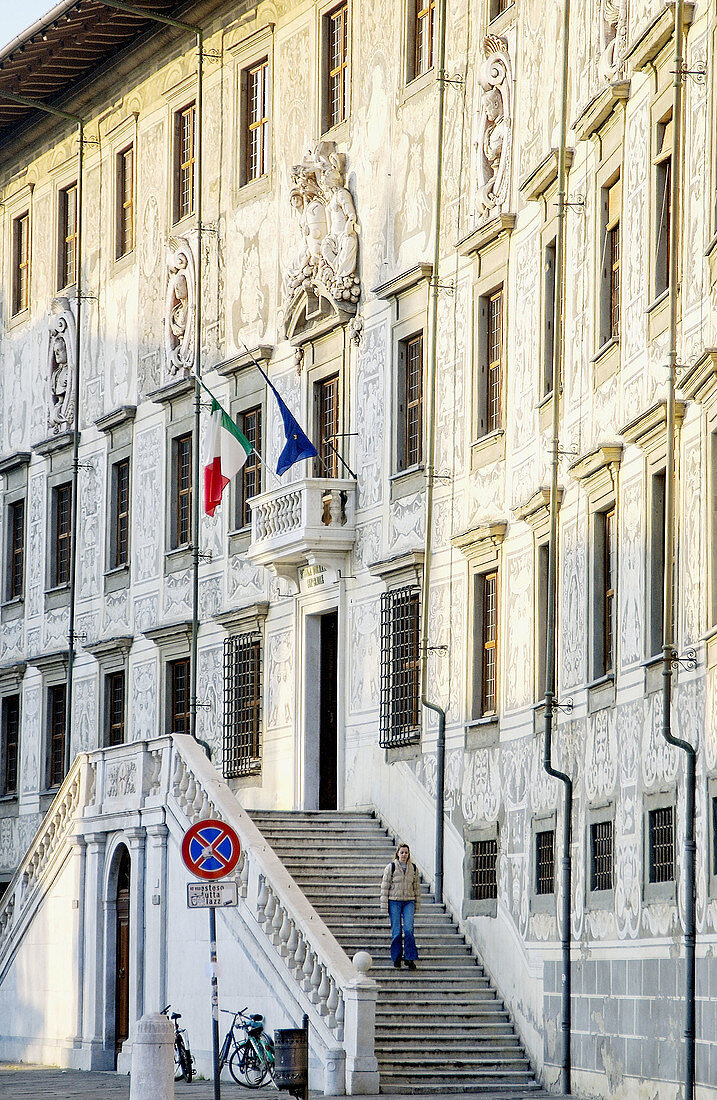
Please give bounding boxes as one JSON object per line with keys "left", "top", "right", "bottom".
{"left": 247, "top": 1013, "right": 265, "bottom": 1036}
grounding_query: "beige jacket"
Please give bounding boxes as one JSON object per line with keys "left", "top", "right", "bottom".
{"left": 380, "top": 859, "right": 421, "bottom": 913}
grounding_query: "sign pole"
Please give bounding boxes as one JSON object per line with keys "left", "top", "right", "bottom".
{"left": 209, "top": 906, "right": 221, "bottom": 1100}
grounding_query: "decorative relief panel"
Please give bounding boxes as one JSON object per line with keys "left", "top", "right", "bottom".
{"left": 504, "top": 549, "right": 531, "bottom": 712}
{"left": 355, "top": 322, "right": 386, "bottom": 510}
{"left": 78, "top": 453, "right": 102, "bottom": 599}
{"left": 106, "top": 760, "right": 137, "bottom": 798}
{"left": 680, "top": 439, "right": 701, "bottom": 646}
{"left": 28, "top": 474, "right": 45, "bottom": 619}
{"left": 642, "top": 693, "right": 679, "bottom": 789}
{"left": 134, "top": 426, "right": 162, "bottom": 582}
{"left": 163, "top": 568, "right": 191, "bottom": 618}
{"left": 388, "top": 492, "right": 424, "bottom": 554}
{"left": 560, "top": 521, "right": 586, "bottom": 690}
{"left": 474, "top": 36, "right": 513, "bottom": 226}
{"left": 74, "top": 677, "right": 97, "bottom": 754}
{"left": 354, "top": 521, "right": 381, "bottom": 571}
{"left": 462, "top": 748, "right": 501, "bottom": 824}
{"left": 21, "top": 686, "right": 40, "bottom": 795}
{"left": 266, "top": 630, "right": 293, "bottom": 728}
{"left": 349, "top": 599, "right": 380, "bottom": 715}
{"left": 47, "top": 297, "right": 77, "bottom": 436}
{"left": 585, "top": 708, "right": 618, "bottom": 802}
{"left": 199, "top": 576, "right": 222, "bottom": 621}
{"left": 0, "top": 618, "right": 23, "bottom": 661}
{"left": 165, "top": 239, "right": 196, "bottom": 380}
{"left": 197, "top": 645, "right": 223, "bottom": 764}
{"left": 0, "top": 814, "right": 42, "bottom": 874}
{"left": 103, "top": 590, "right": 130, "bottom": 634}
{"left": 131, "top": 659, "right": 157, "bottom": 742}
{"left": 619, "top": 477, "right": 644, "bottom": 666}
{"left": 228, "top": 554, "right": 265, "bottom": 604}
{"left": 134, "top": 594, "right": 158, "bottom": 634}
{"left": 622, "top": 105, "right": 648, "bottom": 370}
{"left": 45, "top": 608, "right": 69, "bottom": 650}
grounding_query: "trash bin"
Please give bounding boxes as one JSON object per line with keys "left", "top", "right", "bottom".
{"left": 273, "top": 1026, "right": 308, "bottom": 1098}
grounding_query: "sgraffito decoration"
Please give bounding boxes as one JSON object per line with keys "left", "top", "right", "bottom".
{"left": 164, "top": 238, "right": 196, "bottom": 378}
{"left": 47, "top": 297, "right": 76, "bottom": 435}
{"left": 475, "top": 35, "right": 512, "bottom": 226}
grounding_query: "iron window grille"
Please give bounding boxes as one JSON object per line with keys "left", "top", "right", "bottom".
{"left": 470, "top": 838, "right": 498, "bottom": 900}
{"left": 590, "top": 819, "right": 614, "bottom": 891}
{"left": 105, "top": 670, "right": 126, "bottom": 747}
{"left": 12, "top": 212, "right": 30, "bottom": 315}
{"left": 535, "top": 829, "right": 555, "bottom": 895}
{"left": 48, "top": 683, "right": 66, "bottom": 788}
{"left": 380, "top": 586, "right": 421, "bottom": 748}
{"left": 8, "top": 499, "right": 25, "bottom": 600}
{"left": 169, "top": 658, "right": 191, "bottom": 735}
{"left": 648, "top": 805, "right": 675, "bottom": 884}
{"left": 224, "top": 633, "right": 262, "bottom": 778}
{"left": 1, "top": 695, "right": 20, "bottom": 796}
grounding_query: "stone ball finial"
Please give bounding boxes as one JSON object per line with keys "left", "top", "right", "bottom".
{"left": 352, "top": 950, "right": 373, "bottom": 974}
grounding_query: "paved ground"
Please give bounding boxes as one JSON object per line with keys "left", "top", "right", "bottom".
{"left": 0, "top": 1064, "right": 560, "bottom": 1099}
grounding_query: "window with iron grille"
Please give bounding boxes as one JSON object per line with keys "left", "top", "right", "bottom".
{"left": 1, "top": 695, "right": 20, "bottom": 797}
{"left": 398, "top": 333, "right": 423, "bottom": 471}
{"left": 52, "top": 483, "right": 72, "bottom": 587}
{"left": 648, "top": 805, "right": 674, "bottom": 884}
{"left": 409, "top": 0, "right": 435, "bottom": 81}
{"left": 325, "top": 3, "right": 348, "bottom": 131}
{"left": 58, "top": 183, "right": 77, "bottom": 290}
{"left": 12, "top": 212, "right": 30, "bottom": 315}
{"left": 224, "top": 633, "right": 262, "bottom": 778}
{"left": 590, "top": 819, "right": 614, "bottom": 891}
{"left": 315, "top": 374, "right": 340, "bottom": 478}
{"left": 535, "top": 829, "right": 554, "bottom": 895}
{"left": 243, "top": 59, "right": 270, "bottom": 184}
{"left": 379, "top": 586, "right": 420, "bottom": 748}
{"left": 111, "top": 458, "right": 130, "bottom": 569}
{"left": 48, "top": 683, "right": 66, "bottom": 788}
{"left": 174, "top": 103, "right": 196, "bottom": 222}
{"left": 117, "top": 145, "right": 134, "bottom": 258}
{"left": 105, "top": 670, "right": 126, "bottom": 747}
{"left": 168, "top": 658, "right": 191, "bottom": 735}
{"left": 7, "top": 499, "right": 25, "bottom": 600}
{"left": 655, "top": 113, "right": 672, "bottom": 298}
{"left": 172, "top": 433, "right": 192, "bottom": 548}
{"left": 236, "top": 407, "right": 262, "bottom": 529}
{"left": 470, "top": 838, "right": 498, "bottom": 900}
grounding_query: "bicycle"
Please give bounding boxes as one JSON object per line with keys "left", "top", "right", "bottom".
{"left": 218, "top": 1007, "right": 275, "bottom": 1088}
{"left": 161, "top": 1004, "right": 194, "bottom": 1083}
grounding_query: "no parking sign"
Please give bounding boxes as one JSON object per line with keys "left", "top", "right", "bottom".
{"left": 181, "top": 818, "right": 241, "bottom": 880}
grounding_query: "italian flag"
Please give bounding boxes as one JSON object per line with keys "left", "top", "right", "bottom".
{"left": 203, "top": 397, "right": 253, "bottom": 517}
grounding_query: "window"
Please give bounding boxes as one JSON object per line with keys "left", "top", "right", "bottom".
{"left": 489, "top": 0, "right": 512, "bottom": 19}
{"left": 1, "top": 695, "right": 20, "bottom": 797}
{"left": 174, "top": 103, "right": 196, "bottom": 222}
{"left": 243, "top": 59, "right": 270, "bottom": 184}
{"left": 116, "top": 145, "right": 134, "bottom": 257}
{"left": 590, "top": 819, "right": 614, "bottom": 891}
{"left": 52, "top": 483, "right": 72, "bottom": 588}
{"left": 315, "top": 374, "right": 340, "bottom": 478}
{"left": 105, "top": 670, "right": 126, "bottom": 746}
{"left": 224, "top": 633, "right": 262, "bottom": 777}
{"left": 649, "top": 469, "right": 666, "bottom": 658}
{"left": 172, "top": 433, "right": 192, "bottom": 548}
{"left": 168, "top": 658, "right": 191, "bottom": 735}
{"left": 58, "top": 184, "right": 77, "bottom": 290}
{"left": 7, "top": 499, "right": 25, "bottom": 600}
{"left": 47, "top": 683, "right": 66, "bottom": 788}
{"left": 379, "top": 586, "right": 421, "bottom": 748}
{"left": 12, "top": 212, "right": 30, "bottom": 315}
{"left": 236, "top": 407, "right": 261, "bottom": 529}
{"left": 600, "top": 178, "right": 620, "bottom": 344}
{"left": 408, "top": 0, "right": 435, "bottom": 81}
{"left": 324, "top": 3, "right": 349, "bottom": 131}
{"left": 473, "top": 571, "right": 498, "bottom": 717}
{"left": 398, "top": 333, "right": 423, "bottom": 471}
{"left": 535, "top": 828, "right": 555, "bottom": 895}
{"left": 477, "top": 287, "right": 504, "bottom": 436}
{"left": 595, "top": 506, "right": 616, "bottom": 677}
{"left": 470, "top": 838, "right": 498, "bottom": 900}
{"left": 654, "top": 113, "right": 672, "bottom": 298}
{"left": 110, "top": 458, "right": 131, "bottom": 569}
{"left": 543, "top": 240, "right": 556, "bottom": 396}
{"left": 536, "top": 542, "right": 549, "bottom": 703}
{"left": 648, "top": 804, "right": 674, "bottom": 884}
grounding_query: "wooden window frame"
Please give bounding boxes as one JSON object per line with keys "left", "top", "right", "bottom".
{"left": 12, "top": 212, "right": 30, "bottom": 316}
{"left": 654, "top": 112, "right": 672, "bottom": 299}
{"left": 47, "top": 682, "right": 67, "bottom": 789}
{"left": 314, "top": 373, "right": 340, "bottom": 478}
{"left": 242, "top": 59, "right": 270, "bottom": 185}
{"left": 397, "top": 332, "right": 424, "bottom": 471}
{"left": 477, "top": 286, "right": 504, "bottom": 438}
{"left": 168, "top": 657, "right": 191, "bottom": 735}
{"left": 111, "top": 457, "right": 131, "bottom": 569}
{"left": 323, "top": 3, "right": 349, "bottom": 132}
{"left": 52, "top": 482, "right": 72, "bottom": 588}
{"left": 172, "top": 433, "right": 193, "bottom": 549}
{"left": 104, "top": 669, "right": 126, "bottom": 747}
{"left": 116, "top": 144, "right": 134, "bottom": 258}
{"left": 236, "top": 406, "right": 262, "bottom": 529}
{"left": 7, "top": 498, "right": 25, "bottom": 601}
{"left": 472, "top": 567, "right": 500, "bottom": 720}
{"left": 408, "top": 0, "right": 435, "bottom": 82}
{"left": 174, "top": 103, "right": 196, "bottom": 223}
{"left": 57, "top": 183, "right": 78, "bottom": 291}
{"left": 1, "top": 694, "right": 20, "bottom": 797}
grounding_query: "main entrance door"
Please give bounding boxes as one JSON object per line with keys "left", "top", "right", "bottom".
{"left": 114, "top": 848, "right": 130, "bottom": 1061}
{"left": 318, "top": 610, "right": 338, "bottom": 810}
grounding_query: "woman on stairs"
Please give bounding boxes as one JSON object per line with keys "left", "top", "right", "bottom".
{"left": 379, "top": 843, "right": 421, "bottom": 970}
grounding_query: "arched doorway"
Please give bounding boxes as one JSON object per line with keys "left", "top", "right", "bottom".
{"left": 114, "top": 847, "right": 130, "bottom": 1062}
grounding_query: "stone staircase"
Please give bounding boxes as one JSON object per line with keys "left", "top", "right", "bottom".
{"left": 249, "top": 810, "right": 543, "bottom": 1095}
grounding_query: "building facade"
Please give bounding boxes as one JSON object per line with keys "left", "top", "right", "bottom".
{"left": 1, "top": 0, "right": 717, "bottom": 1095}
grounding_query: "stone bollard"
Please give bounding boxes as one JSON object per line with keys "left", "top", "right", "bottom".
{"left": 130, "top": 1012, "right": 175, "bottom": 1100}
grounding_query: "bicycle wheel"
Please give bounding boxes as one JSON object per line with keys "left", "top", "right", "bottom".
{"left": 175, "top": 1035, "right": 194, "bottom": 1083}
{"left": 229, "top": 1041, "right": 268, "bottom": 1088}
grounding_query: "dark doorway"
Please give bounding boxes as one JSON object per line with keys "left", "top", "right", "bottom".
{"left": 114, "top": 847, "right": 130, "bottom": 1062}
{"left": 319, "top": 611, "right": 338, "bottom": 810}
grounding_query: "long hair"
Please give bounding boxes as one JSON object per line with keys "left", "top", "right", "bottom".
{"left": 394, "top": 843, "right": 411, "bottom": 860}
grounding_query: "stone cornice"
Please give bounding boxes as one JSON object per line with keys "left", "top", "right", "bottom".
{"left": 513, "top": 488, "right": 564, "bottom": 534}
{"left": 146, "top": 377, "right": 194, "bottom": 407}
{"left": 214, "top": 346, "right": 274, "bottom": 380}
{"left": 679, "top": 349, "right": 717, "bottom": 406}
{"left": 214, "top": 602, "right": 270, "bottom": 635}
{"left": 143, "top": 620, "right": 192, "bottom": 648}
{"left": 572, "top": 81, "right": 630, "bottom": 142}
{"left": 34, "top": 432, "right": 73, "bottom": 458}
{"left": 368, "top": 550, "right": 424, "bottom": 586}
{"left": 372, "top": 263, "right": 433, "bottom": 300}
{"left": 0, "top": 450, "right": 31, "bottom": 476}
{"left": 569, "top": 445, "right": 623, "bottom": 484}
{"left": 625, "top": 1, "right": 694, "bottom": 72}
{"left": 95, "top": 406, "right": 137, "bottom": 434}
{"left": 456, "top": 214, "right": 516, "bottom": 258}
{"left": 620, "top": 400, "right": 686, "bottom": 453}
{"left": 518, "top": 150, "right": 574, "bottom": 202}
{"left": 83, "top": 635, "right": 134, "bottom": 661}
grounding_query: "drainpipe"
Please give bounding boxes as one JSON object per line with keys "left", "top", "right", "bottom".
{"left": 0, "top": 89, "right": 85, "bottom": 778}
{"left": 421, "top": 0, "right": 448, "bottom": 904}
{"left": 542, "top": 0, "right": 573, "bottom": 1093}
{"left": 96, "top": 1, "right": 205, "bottom": 743}
{"left": 662, "top": 3, "right": 695, "bottom": 1097}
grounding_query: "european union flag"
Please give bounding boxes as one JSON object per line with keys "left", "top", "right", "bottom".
{"left": 274, "top": 389, "right": 319, "bottom": 476}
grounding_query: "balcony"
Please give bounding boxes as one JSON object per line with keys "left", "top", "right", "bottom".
{"left": 247, "top": 477, "right": 356, "bottom": 589}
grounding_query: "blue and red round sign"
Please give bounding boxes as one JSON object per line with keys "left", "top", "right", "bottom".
{"left": 181, "top": 819, "right": 241, "bottom": 880}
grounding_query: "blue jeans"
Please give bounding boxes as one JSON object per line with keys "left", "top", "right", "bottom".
{"left": 388, "top": 899, "right": 417, "bottom": 963}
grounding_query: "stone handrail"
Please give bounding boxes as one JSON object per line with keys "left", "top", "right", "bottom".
{"left": 250, "top": 477, "right": 356, "bottom": 544}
